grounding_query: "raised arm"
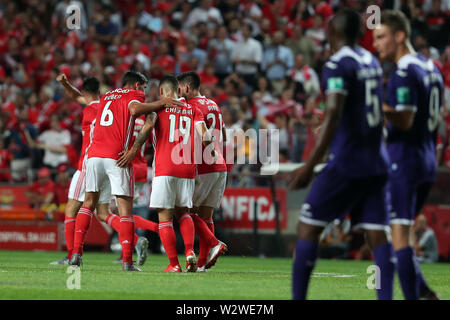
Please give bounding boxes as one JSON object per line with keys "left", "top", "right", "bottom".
{"left": 56, "top": 74, "right": 87, "bottom": 105}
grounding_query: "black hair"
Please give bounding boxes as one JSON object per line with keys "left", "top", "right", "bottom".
{"left": 159, "top": 75, "right": 179, "bottom": 93}
{"left": 331, "top": 8, "right": 363, "bottom": 45}
{"left": 176, "top": 71, "right": 201, "bottom": 91}
{"left": 122, "top": 70, "right": 148, "bottom": 87}
{"left": 82, "top": 77, "right": 100, "bottom": 95}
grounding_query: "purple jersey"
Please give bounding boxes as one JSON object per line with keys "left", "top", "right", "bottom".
{"left": 386, "top": 53, "right": 444, "bottom": 183}
{"left": 321, "top": 46, "right": 388, "bottom": 178}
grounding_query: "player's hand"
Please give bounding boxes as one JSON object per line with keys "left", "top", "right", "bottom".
{"left": 116, "top": 149, "right": 137, "bottom": 167}
{"left": 161, "top": 97, "right": 185, "bottom": 107}
{"left": 288, "top": 164, "right": 314, "bottom": 191}
{"left": 56, "top": 73, "right": 68, "bottom": 84}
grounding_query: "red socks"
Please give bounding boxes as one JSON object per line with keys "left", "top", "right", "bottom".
{"left": 190, "top": 214, "right": 219, "bottom": 248}
{"left": 119, "top": 216, "right": 135, "bottom": 264}
{"left": 106, "top": 213, "right": 138, "bottom": 247}
{"left": 159, "top": 221, "right": 179, "bottom": 267}
{"left": 198, "top": 217, "right": 215, "bottom": 267}
{"left": 64, "top": 216, "right": 76, "bottom": 259}
{"left": 178, "top": 213, "right": 195, "bottom": 255}
{"left": 73, "top": 207, "right": 93, "bottom": 255}
{"left": 133, "top": 215, "right": 159, "bottom": 233}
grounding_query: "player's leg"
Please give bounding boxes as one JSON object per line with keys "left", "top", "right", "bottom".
{"left": 196, "top": 206, "right": 215, "bottom": 269}
{"left": 389, "top": 177, "right": 426, "bottom": 300}
{"left": 115, "top": 195, "right": 137, "bottom": 269}
{"left": 63, "top": 199, "right": 82, "bottom": 259}
{"left": 352, "top": 176, "right": 395, "bottom": 300}
{"left": 175, "top": 206, "right": 197, "bottom": 271}
{"left": 158, "top": 208, "right": 181, "bottom": 272}
{"left": 293, "top": 167, "right": 356, "bottom": 300}
{"left": 69, "top": 191, "right": 100, "bottom": 266}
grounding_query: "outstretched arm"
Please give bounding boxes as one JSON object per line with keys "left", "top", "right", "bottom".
{"left": 56, "top": 74, "right": 87, "bottom": 105}
{"left": 116, "top": 113, "right": 156, "bottom": 167}
{"left": 129, "top": 98, "right": 185, "bottom": 117}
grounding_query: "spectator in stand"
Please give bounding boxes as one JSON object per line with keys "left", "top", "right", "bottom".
{"left": 231, "top": 23, "right": 263, "bottom": 88}
{"left": 424, "top": 0, "right": 450, "bottom": 52}
{"left": 289, "top": 53, "right": 321, "bottom": 112}
{"left": 198, "top": 61, "right": 219, "bottom": 89}
{"left": 305, "top": 13, "right": 326, "bottom": 56}
{"left": 184, "top": 0, "right": 223, "bottom": 31}
{"left": 414, "top": 214, "right": 439, "bottom": 263}
{"left": 151, "top": 40, "right": 175, "bottom": 79}
{"left": 9, "top": 108, "right": 38, "bottom": 182}
{"left": 52, "top": 163, "right": 71, "bottom": 210}
{"left": 208, "top": 25, "right": 235, "bottom": 81}
{"left": 35, "top": 113, "right": 71, "bottom": 174}
{"left": 180, "top": 38, "right": 208, "bottom": 72}
{"left": 262, "top": 31, "right": 294, "bottom": 96}
{"left": 0, "top": 138, "right": 11, "bottom": 182}
{"left": 25, "top": 167, "right": 55, "bottom": 209}
{"left": 286, "top": 24, "right": 316, "bottom": 67}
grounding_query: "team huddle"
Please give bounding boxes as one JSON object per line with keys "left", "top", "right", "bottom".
{"left": 56, "top": 70, "right": 227, "bottom": 273}
{"left": 52, "top": 7, "right": 444, "bottom": 299}
{"left": 290, "top": 9, "right": 443, "bottom": 300}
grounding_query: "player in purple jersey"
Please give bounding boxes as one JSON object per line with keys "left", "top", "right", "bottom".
{"left": 373, "top": 10, "right": 443, "bottom": 300}
{"left": 289, "top": 9, "right": 395, "bottom": 300}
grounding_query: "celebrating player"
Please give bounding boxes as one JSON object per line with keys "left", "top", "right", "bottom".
{"left": 290, "top": 9, "right": 395, "bottom": 300}
{"left": 373, "top": 10, "right": 443, "bottom": 300}
{"left": 68, "top": 70, "right": 182, "bottom": 271}
{"left": 177, "top": 71, "right": 228, "bottom": 272}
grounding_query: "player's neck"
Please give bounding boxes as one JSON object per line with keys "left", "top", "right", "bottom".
{"left": 395, "top": 42, "right": 415, "bottom": 64}
{"left": 333, "top": 41, "right": 355, "bottom": 54}
{"left": 85, "top": 95, "right": 99, "bottom": 104}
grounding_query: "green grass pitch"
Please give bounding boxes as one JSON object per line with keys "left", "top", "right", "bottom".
{"left": 0, "top": 250, "right": 448, "bottom": 300}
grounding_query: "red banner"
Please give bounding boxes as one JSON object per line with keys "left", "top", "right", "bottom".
{"left": 219, "top": 188, "right": 287, "bottom": 230}
{"left": 0, "top": 224, "right": 61, "bottom": 250}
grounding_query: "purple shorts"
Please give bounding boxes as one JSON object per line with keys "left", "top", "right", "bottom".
{"left": 299, "top": 165, "right": 389, "bottom": 231}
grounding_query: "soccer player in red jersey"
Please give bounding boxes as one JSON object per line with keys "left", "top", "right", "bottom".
{"left": 68, "top": 71, "right": 181, "bottom": 271}
{"left": 118, "top": 75, "right": 227, "bottom": 272}
{"left": 177, "top": 71, "right": 228, "bottom": 271}
{"left": 54, "top": 74, "right": 160, "bottom": 266}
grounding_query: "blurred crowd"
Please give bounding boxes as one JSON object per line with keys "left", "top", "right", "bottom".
{"left": 0, "top": 0, "right": 449, "bottom": 188}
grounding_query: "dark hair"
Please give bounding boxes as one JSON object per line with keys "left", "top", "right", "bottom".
{"left": 331, "top": 8, "right": 363, "bottom": 44}
{"left": 380, "top": 10, "right": 411, "bottom": 39}
{"left": 122, "top": 70, "right": 148, "bottom": 87}
{"left": 82, "top": 77, "right": 100, "bottom": 95}
{"left": 176, "top": 71, "right": 201, "bottom": 90}
{"left": 159, "top": 75, "right": 179, "bottom": 92}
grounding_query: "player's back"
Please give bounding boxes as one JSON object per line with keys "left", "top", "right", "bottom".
{"left": 78, "top": 100, "right": 100, "bottom": 171}
{"left": 386, "top": 53, "right": 444, "bottom": 182}
{"left": 188, "top": 96, "right": 227, "bottom": 175}
{"left": 321, "top": 46, "right": 388, "bottom": 178}
{"left": 88, "top": 88, "right": 145, "bottom": 160}
{"left": 152, "top": 98, "right": 204, "bottom": 179}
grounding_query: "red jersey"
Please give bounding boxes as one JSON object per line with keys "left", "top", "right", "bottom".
{"left": 152, "top": 98, "right": 205, "bottom": 179}
{"left": 78, "top": 100, "right": 100, "bottom": 171}
{"left": 188, "top": 96, "right": 227, "bottom": 175}
{"left": 131, "top": 115, "right": 148, "bottom": 182}
{"left": 88, "top": 88, "right": 145, "bottom": 161}
{"left": 53, "top": 180, "right": 70, "bottom": 205}
{"left": 28, "top": 180, "right": 55, "bottom": 196}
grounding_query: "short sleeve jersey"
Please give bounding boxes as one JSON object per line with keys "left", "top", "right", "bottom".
{"left": 188, "top": 96, "right": 227, "bottom": 175}
{"left": 321, "top": 46, "right": 388, "bottom": 178}
{"left": 386, "top": 53, "right": 444, "bottom": 182}
{"left": 152, "top": 98, "right": 205, "bottom": 179}
{"left": 87, "top": 88, "right": 145, "bottom": 161}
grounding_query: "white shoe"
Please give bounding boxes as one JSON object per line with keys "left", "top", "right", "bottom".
{"left": 206, "top": 241, "right": 227, "bottom": 269}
